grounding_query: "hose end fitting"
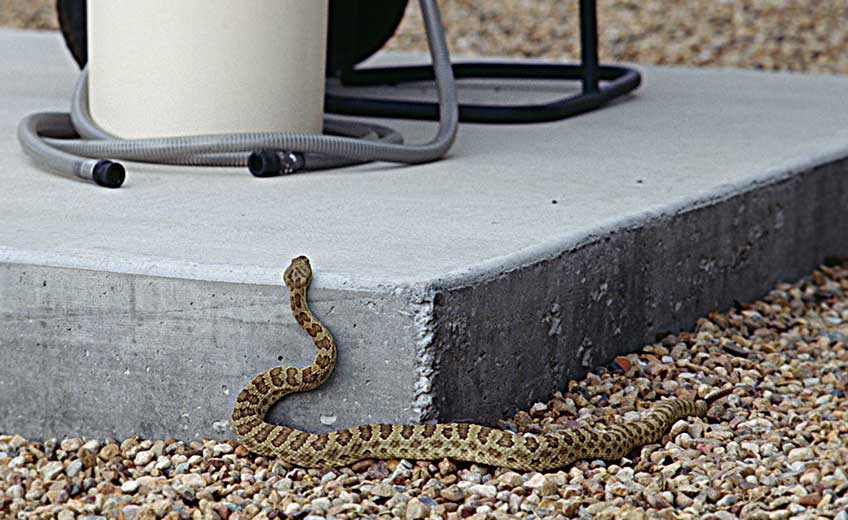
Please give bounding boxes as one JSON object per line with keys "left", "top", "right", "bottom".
{"left": 92, "top": 160, "right": 126, "bottom": 188}
{"left": 248, "top": 150, "right": 305, "bottom": 177}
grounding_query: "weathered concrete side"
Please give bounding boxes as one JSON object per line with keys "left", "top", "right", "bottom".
{"left": 428, "top": 158, "right": 848, "bottom": 423}
{"left": 0, "top": 265, "right": 427, "bottom": 440}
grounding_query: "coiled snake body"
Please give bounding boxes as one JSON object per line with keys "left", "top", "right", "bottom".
{"left": 233, "top": 256, "right": 731, "bottom": 470}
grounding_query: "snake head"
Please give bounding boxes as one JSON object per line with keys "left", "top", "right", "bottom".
{"left": 284, "top": 256, "right": 313, "bottom": 289}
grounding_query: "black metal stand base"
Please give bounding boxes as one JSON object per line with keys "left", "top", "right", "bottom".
{"left": 326, "top": 0, "right": 641, "bottom": 124}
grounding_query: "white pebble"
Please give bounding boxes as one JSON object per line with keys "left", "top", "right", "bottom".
{"left": 466, "top": 484, "right": 497, "bottom": 498}
{"left": 133, "top": 450, "right": 153, "bottom": 466}
{"left": 120, "top": 480, "right": 140, "bottom": 493}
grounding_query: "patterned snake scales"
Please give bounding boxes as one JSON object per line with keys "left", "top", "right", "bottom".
{"left": 233, "top": 256, "right": 732, "bottom": 471}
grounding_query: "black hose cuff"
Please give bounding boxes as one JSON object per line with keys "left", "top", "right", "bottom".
{"left": 248, "top": 151, "right": 305, "bottom": 177}
{"left": 92, "top": 160, "right": 126, "bottom": 188}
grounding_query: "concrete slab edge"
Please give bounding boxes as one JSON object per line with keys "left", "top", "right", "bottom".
{"left": 428, "top": 137, "right": 848, "bottom": 290}
{"left": 424, "top": 155, "right": 848, "bottom": 423}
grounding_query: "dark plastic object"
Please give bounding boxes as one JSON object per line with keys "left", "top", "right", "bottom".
{"left": 327, "top": 0, "right": 641, "bottom": 124}
{"left": 56, "top": 0, "right": 87, "bottom": 68}
{"left": 248, "top": 150, "right": 305, "bottom": 177}
{"left": 54, "top": 0, "right": 409, "bottom": 74}
{"left": 92, "top": 160, "right": 126, "bottom": 188}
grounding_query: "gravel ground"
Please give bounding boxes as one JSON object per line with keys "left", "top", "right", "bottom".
{"left": 3, "top": 1, "right": 848, "bottom": 74}
{"left": 388, "top": 0, "right": 848, "bottom": 74}
{"left": 0, "top": 0, "right": 56, "bottom": 30}
{"left": 2, "top": 262, "right": 848, "bottom": 518}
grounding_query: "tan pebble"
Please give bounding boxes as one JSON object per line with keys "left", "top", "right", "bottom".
{"left": 608, "top": 482, "right": 629, "bottom": 497}
{"left": 568, "top": 467, "right": 584, "bottom": 483}
{"left": 529, "top": 402, "right": 548, "bottom": 418}
{"left": 180, "top": 473, "right": 206, "bottom": 489}
{"left": 740, "top": 442, "right": 760, "bottom": 456}
{"left": 669, "top": 420, "right": 689, "bottom": 437}
{"left": 797, "top": 493, "right": 821, "bottom": 506}
{"left": 45, "top": 488, "right": 68, "bottom": 505}
{"left": 39, "top": 461, "right": 64, "bottom": 481}
{"left": 9, "top": 435, "right": 26, "bottom": 449}
{"left": 77, "top": 447, "right": 96, "bottom": 469}
{"left": 96, "top": 482, "right": 119, "bottom": 495}
{"left": 438, "top": 458, "right": 457, "bottom": 475}
{"left": 60, "top": 438, "right": 82, "bottom": 452}
{"left": 540, "top": 478, "right": 558, "bottom": 497}
{"left": 523, "top": 473, "right": 546, "bottom": 489}
{"left": 787, "top": 446, "right": 814, "bottom": 462}
{"left": 536, "top": 497, "right": 563, "bottom": 512}
{"left": 213, "top": 443, "right": 233, "bottom": 455}
{"left": 370, "top": 482, "right": 397, "bottom": 498}
{"left": 98, "top": 443, "right": 120, "bottom": 461}
{"left": 120, "top": 437, "right": 139, "bottom": 455}
{"left": 496, "top": 471, "right": 524, "bottom": 488}
{"left": 659, "top": 461, "right": 682, "bottom": 479}
{"left": 799, "top": 471, "right": 819, "bottom": 485}
{"left": 233, "top": 445, "right": 250, "bottom": 457}
{"left": 440, "top": 485, "right": 464, "bottom": 502}
{"left": 405, "top": 497, "right": 431, "bottom": 519}
{"left": 440, "top": 474, "right": 458, "bottom": 486}
{"left": 350, "top": 459, "right": 375, "bottom": 472}
{"left": 675, "top": 492, "right": 693, "bottom": 507}
{"left": 467, "top": 484, "right": 497, "bottom": 498}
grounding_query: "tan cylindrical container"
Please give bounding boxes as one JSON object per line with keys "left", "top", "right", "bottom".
{"left": 87, "top": 0, "right": 328, "bottom": 138}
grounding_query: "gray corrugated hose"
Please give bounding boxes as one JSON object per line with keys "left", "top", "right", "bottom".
{"left": 18, "top": 0, "right": 458, "bottom": 188}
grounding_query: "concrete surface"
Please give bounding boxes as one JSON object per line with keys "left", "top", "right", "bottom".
{"left": 2, "top": 29, "right": 848, "bottom": 440}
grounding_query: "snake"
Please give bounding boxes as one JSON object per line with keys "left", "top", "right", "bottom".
{"left": 232, "top": 256, "right": 733, "bottom": 471}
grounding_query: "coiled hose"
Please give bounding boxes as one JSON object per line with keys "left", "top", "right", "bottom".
{"left": 17, "top": 0, "right": 458, "bottom": 188}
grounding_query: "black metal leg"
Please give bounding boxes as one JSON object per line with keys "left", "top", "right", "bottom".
{"left": 579, "top": 0, "right": 600, "bottom": 94}
{"left": 327, "top": 1, "right": 641, "bottom": 124}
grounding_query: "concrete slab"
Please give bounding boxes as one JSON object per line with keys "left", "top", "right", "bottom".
{"left": 2, "top": 29, "right": 848, "bottom": 440}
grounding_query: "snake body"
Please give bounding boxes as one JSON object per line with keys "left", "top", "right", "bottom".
{"left": 232, "top": 256, "right": 731, "bottom": 470}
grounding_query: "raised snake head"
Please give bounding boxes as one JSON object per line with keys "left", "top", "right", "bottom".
{"left": 284, "top": 256, "right": 313, "bottom": 290}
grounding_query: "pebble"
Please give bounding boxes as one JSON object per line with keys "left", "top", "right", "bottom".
{"left": 60, "top": 438, "right": 82, "bottom": 452}
{"left": 370, "top": 482, "right": 397, "bottom": 498}
{"left": 497, "top": 471, "right": 524, "bottom": 488}
{"left": 121, "top": 480, "right": 140, "bottom": 493}
{"left": 311, "top": 497, "right": 331, "bottom": 511}
{"left": 98, "top": 443, "right": 119, "bottom": 461}
{"left": 66, "top": 458, "right": 84, "bottom": 478}
{"left": 440, "top": 485, "right": 464, "bottom": 502}
{"left": 405, "top": 497, "right": 431, "bottom": 519}
{"left": 787, "top": 447, "right": 814, "bottom": 462}
{"left": 180, "top": 473, "right": 206, "bottom": 488}
{"left": 466, "top": 484, "right": 497, "bottom": 498}
{"left": 40, "top": 460, "right": 64, "bottom": 481}
{"left": 529, "top": 402, "right": 548, "bottom": 418}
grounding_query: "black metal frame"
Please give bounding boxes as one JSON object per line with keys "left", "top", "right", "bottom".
{"left": 326, "top": 0, "right": 641, "bottom": 124}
